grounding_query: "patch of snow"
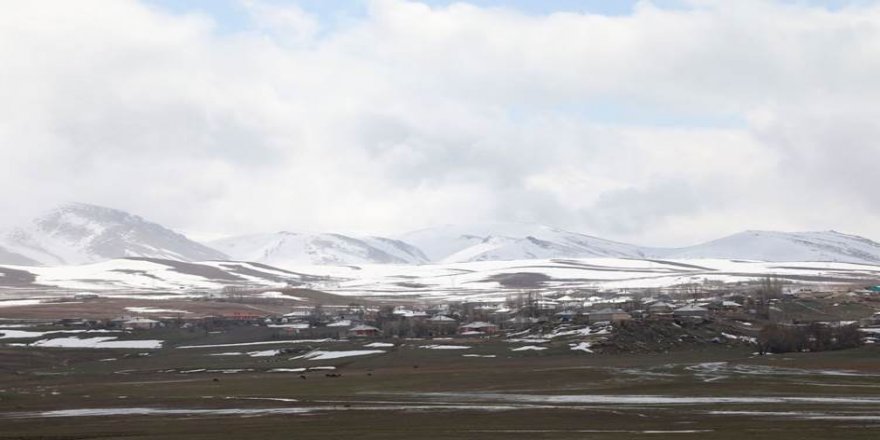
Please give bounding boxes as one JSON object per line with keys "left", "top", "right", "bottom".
{"left": 125, "top": 307, "right": 190, "bottom": 314}
{"left": 0, "top": 299, "right": 42, "bottom": 308}
{"left": 570, "top": 342, "right": 593, "bottom": 353}
{"left": 177, "top": 339, "right": 333, "bottom": 349}
{"left": 419, "top": 344, "right": 471, "bottom": 350}
{"left": 247, "top": 349, "right": 281, "bottom": 357}
{"left": 292, "top": 350, "right": 385, "bottom": 360}
{"left": 29, "top": 336, "right": 162, "bottom": 349}
{"left": 364, "top": 342, "right": 395, "bottom": 348}
{"left": 511, "top": 345, "right": 547, "bottom": 351}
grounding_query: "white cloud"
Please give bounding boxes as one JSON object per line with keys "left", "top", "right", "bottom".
{"left": 1, "top": 0, "right": 879, "bottom": 246}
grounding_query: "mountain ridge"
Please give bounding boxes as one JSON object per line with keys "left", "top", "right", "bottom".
{"left": 208, "top": 231, "right": 429, "bottom": 266}
{"left": 0, "top": 203, "right": 227, "bottom": 266}
{"left": 3, "top": 204, "right": 880, "bottom": 267}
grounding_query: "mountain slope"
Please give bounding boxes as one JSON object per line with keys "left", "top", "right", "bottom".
{"left": 0, "top": 257, "right": 304, "bottom": 290}
{"left": 0, "top": 245, "right": 39, "bottom": 266}
{"left": 659, "top": 230, "right": 880, "bottom": 264}
{"left": 399, "top": 223, "right": 649, "bottom": 263}
{"left": 208, "top": 232, "right": 429, "bottom": 266}
{"left": 0, "top": 203, "right": 227, "bottom": 266}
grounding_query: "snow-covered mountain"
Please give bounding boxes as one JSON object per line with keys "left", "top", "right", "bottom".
{"left": 398, "top": 223, "right": 649, "bottom": 263}
{"left": 0, "top": 203, "right": 227, "bottom": 266}
{"left": 4, "top": 204, "right": 880, "bottom": 267}
{"left": 398, "top": 224, "right": 880, "bottom": 265}
{"left": 659, "top": 230, "right": 880, "bottom": 264}
{"left": 208, "top": 232, "right": 429, "bottom": 266}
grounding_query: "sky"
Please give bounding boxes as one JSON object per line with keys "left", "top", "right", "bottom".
{"left": 1, "top": 0, "right": 880, "bottom": 246}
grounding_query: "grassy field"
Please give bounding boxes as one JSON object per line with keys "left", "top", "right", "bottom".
{"left": 1, "top": 325, "right": 879, "bottom": 439}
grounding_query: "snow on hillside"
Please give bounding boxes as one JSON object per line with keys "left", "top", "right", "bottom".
{"left": 282, "top": 258, "right": 880, "bottom": 301}
{"left": 0, "top": 203, "right": 227, "bottom": 266}
{"left": 2, "top": 257, "right": 879, "bottom": 300}
{"left": 398, "top": 223, "right": 649, "bottom": 263}
{"left": 0, "top": 245, "right": 38, "bottom": 266}
{"left": 661, "top": 230, "right": 880, "bottom": 264}
{"left": 0, "top": 258, "right": 300, "bottom": 291}
{"left": 209, "top": 232, "right": 428, "bottom": 266}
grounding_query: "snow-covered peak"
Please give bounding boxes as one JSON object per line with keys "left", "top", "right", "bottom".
{"left": 660, "top": 230, "right": 880, "bottom": 264}
{"left": 208, "top": 231, "right": 428, "bottom": 266}
{"left": 0, "top": 203, "right": 227, "bottom": 265}
{"left": 399, "top": 222, "right": 648, "bottom": 263}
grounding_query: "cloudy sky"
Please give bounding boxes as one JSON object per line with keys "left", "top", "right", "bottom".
{"left": 1, "top": 0, "right": 879, "bottom": 245}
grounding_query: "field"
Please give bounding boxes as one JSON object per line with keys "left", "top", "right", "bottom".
{"left": 1, "top": 324, "right": 879, "bottom": 439}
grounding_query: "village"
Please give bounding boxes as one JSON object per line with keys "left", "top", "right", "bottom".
{"left": 5, "top": 277, "right": 877, "bottom": 355}
{"left": 3, "top": 278, "right": 880, "bottom": 439}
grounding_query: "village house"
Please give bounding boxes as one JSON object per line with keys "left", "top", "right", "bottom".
{"left": 428, "top": 314, "right": 458, "bottom": 325}
{"left": 459, "top": 321, "right": 498, "bottom": 335}
{"left": 326, "top": 319, "right": 353, "bottom": 328}
{"left": 713, "top": 300, "right": 743, "bottom": 312}
{"left": 535, "top": 299, "right": 560, "bottom": 311}
{"left": 427, "top": 315, "right": 459, "bottom": 336}
{"left": 506, "top": 315, "right": 540, "bottom": 328}
{"left": 673, "top": 304, "right": 710, "bottom": 320}
{"left": 123, "top": 317, "right": 160, "bottom": 330}
{"left": 588, "top": 308, "right": 632, "bottom": 323}
{"left": 555, "top": 310, "right": 578, "bottom": 322}
{"left": 348, "top": 324, "right": 380, "bottom": 338}
{"left": 647, "top": 302, "right": 674, "bottom": 315}
{"left": 555, "top": 294, "right": 582, "bottom": 309}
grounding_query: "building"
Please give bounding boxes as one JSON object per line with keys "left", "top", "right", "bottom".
{"left": 673, "top": 304, "right": 710, "bottom": 320}
{"left": 348, "top": 324, "right": 380, "bottom": 337}
{"left": 555, "top": 310, "right": 578, "bottom": 322}
{"left": 221, "top": 311, "right": 265, "bottom": 321}
{"left": 459, "top": 321, "right": 498, "bottom": 335}
{"left": 718, "top": 300, "right": 743, "bottom": 311}
{"left": 588, "top": 308, "right": 632, "bottom": 323}
{"left": 326, "top": 319, "right": 353, "bottom": 328}
{"left": 647, "top": 302, "right": 673, "bottom": 314}
{"left": 427, "top": 315, "right": 458, "bottom": 336}
{"left": 428, "top": 315, "right": 457, "bottom": 325}
{"left": 123, "top": 317, "right": 160, "bottom": 330}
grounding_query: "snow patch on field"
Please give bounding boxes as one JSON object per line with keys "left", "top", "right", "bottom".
{"left": 0, "top": 329, "right": 52, "bottom": 339}
{"left": 292, "top": 350, "right": 385, "bottom": 360}
{"left": 1, "top": 329, "right": 120, "bottom": 340}
{"left": 29, "top": 336, "right": 163, "bottom": 349}
{"left": 0, "top": 299, "right": 42, "bottom": 308}
{"left": 511, "top": 345, "right": 547, "bottom": 351}
{"left": 177, "top": 339, "right": 333, "bottom": 349}
{"left": 420, "top": 344, "right": 471, "bottom": 350}
{"left": 259, "top": 291, "right": 304, "bottom": 301}
{"left": 247, "top": 349, "right": 281, "bottom": 357}
{"left": 570, "top": 342, "right": 593, "bottom": 353}
{"left": 125, "top": 307, "right": 190, "bottom": 314}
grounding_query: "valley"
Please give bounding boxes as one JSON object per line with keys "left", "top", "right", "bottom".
{"left": 3, "top": 203, "right": 880, "bottom": 439}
